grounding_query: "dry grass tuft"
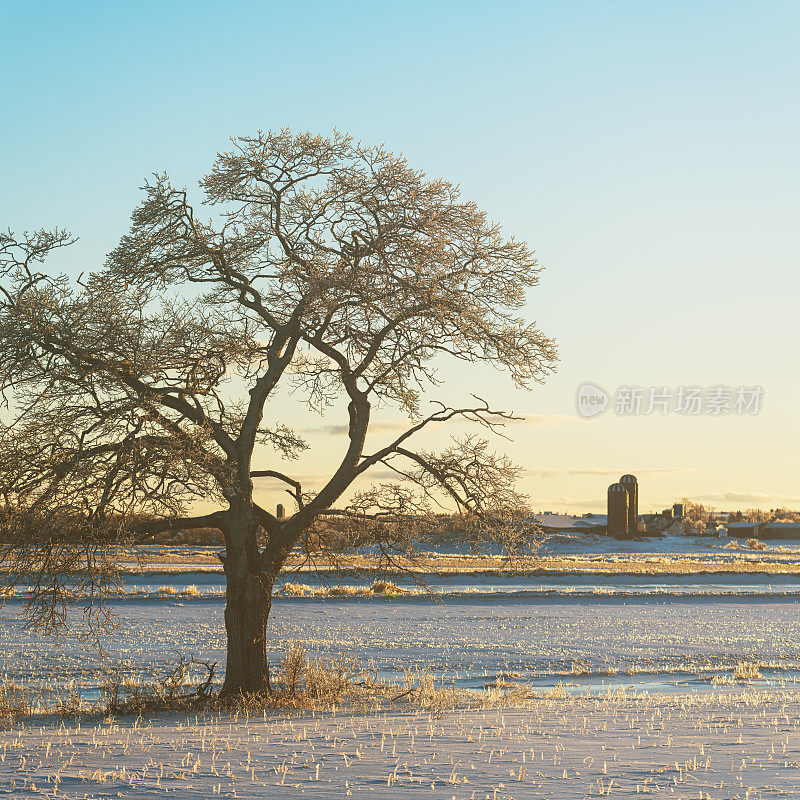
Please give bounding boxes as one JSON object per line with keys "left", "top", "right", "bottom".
{"left": 279, "top": 643, "right": 307, "bottom": 698}
{"left": 369, "top": 580, "right": 403, "bottom": 595}
{"left": 712, "top": 660, "right": 764, "bottom": 686}
{"left": 733, "top": 660, "right": 763, "bottom": 681}
{"left": 0, "top": 682, "right": 29, "bottom": 726}
{"left": 396, "top": 669, "right": 464, "bottom": 717}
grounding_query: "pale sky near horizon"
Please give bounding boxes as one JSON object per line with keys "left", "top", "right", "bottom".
{"left": 2, "top": 0, "right": 798, "bottom": 515}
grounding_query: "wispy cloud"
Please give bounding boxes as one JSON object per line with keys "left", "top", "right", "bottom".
{"left": 697, "top": 491, "right": 800, "bottom": 506}
{"left": 302, "top": 413, "right": 578, "bottom": 436}
{"left": 357, "top": 468, "right": 403, "bottom": 480}
{"left": 532, "top": 497, "right": 608, "bottom": 511}
{"left": 504, "top": 414, "right": 579, "bottom": 427}
{"left": 301, "top": 421, "right": 411, "bottom": 436}
{"left": 252, "top": 466, "right": 402, "bottom": 489}
{"left": 526, "top": 466, "right": 701, "bottom": 478}
{"left": 252, "top": 471, "right": 329, "bottom": 485}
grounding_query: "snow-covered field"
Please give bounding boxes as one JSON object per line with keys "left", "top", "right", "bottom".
{"left": 3, "top": 534, "right": 800, "bottom": 696}
{"left": 2, "top": 688, "right": 800, "bottom": 798}
{"left": 2, "top": 532, "right": 800, "bottom": 797}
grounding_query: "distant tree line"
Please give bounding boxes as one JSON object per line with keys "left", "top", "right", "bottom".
{"left": 681, "top": 499, "right": 800, "bottom": 531}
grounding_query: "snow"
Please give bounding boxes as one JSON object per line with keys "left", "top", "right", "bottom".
{"left": 2, "top": 689, "right": 800, "bottom": 798}
{"left": 528, "top": 512, "right": 607, "bottom": 530}
{"left": 4, "top": 534, "right": 800, "bottom": 797}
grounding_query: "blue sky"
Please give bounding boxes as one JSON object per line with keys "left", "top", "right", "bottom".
{"left": 3, "top": 0, "right": 798, "bottom": 513}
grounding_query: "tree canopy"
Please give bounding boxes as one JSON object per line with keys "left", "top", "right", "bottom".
{"left": 0, "top": 129, "right": 557, "bottom": 692}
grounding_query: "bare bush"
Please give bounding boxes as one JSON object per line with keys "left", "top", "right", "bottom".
{"left": 306, "top": 653, "right": 365, "bottom": 703}
{"left": 103, "top": 655, "right": 216, "bottom": 715}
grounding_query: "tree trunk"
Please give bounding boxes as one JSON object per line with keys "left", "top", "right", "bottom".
{"left": 219, "top": 513, "right": 275, "bottom": 696}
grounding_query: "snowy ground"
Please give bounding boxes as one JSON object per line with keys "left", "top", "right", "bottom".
{"left": 3, "top": 533, "right": 800, "bottom": 797}
{"left": 5, "top": 532, "right": 800, "bottom": 699}
{"left": 2, "top": 688, "right": 799, "bottom": 798}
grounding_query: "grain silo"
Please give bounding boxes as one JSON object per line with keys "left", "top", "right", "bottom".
{"left": 607, "top": 483, "right": 629, "bottom": 536}
{"left": 619, "top": 474, "right": 638, "bottom": 535}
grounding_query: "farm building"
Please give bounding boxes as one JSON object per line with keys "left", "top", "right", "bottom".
{"left": 726, "top": 522, "right": 764, "bottom": 539}
{"left": 762, "top": 522, "right": 800, "bottom": 539}
{"left": 727, "top": 522, "right": 800, "bottom": 539}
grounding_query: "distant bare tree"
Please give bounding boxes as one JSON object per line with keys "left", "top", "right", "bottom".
{"left": 0, "top": 130, "right": 557, "bottom": 695}
{"left": 680, "top": 499, "right": 719, "bottom": 532}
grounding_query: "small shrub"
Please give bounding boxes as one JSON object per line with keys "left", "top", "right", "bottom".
{"left": 306, "top": 653, "right": 362, "bottom": 702}
{"left": 280, "top": 643, "right": 307, "bottom": 698}
{"left": 370, "top": 580, "right": 401, "bottom": 595}
{"left": 54, "top": 688, "right": 85, "bottom": 720}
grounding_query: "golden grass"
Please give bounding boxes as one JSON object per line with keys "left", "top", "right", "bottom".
{"left": 711, "top": 660, "right": 765, "bottom": 686}
{"left": 127, "top": 544, "right": 800, "bottom": 575}
{"left": 281, "top": 553, "right": 800, "bottom": 575}
{"left": 0, "top": 682, "right": 29, "bottom": 726}
{"left": 281, "top": 580, "right": 411, "bottom": 597}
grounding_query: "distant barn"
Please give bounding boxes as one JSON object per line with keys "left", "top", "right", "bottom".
{"left": 727, "top": 522, "right": 800, "bottom": 539}
{"left": 726, "top": 522, "right": 763, "bottom": 539}
{"left": 765, "top": 523, "right": 800, "bottom": 538}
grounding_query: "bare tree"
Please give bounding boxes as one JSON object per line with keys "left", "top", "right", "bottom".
{"left": 0, "top": 130, "right": 557, "bottom": 695}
